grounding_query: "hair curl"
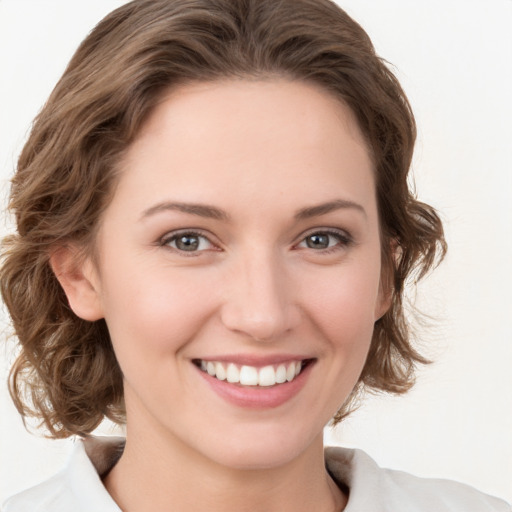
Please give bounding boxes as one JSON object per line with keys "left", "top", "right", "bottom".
{"left": 1, "top": 0, "right": 446, "bottom": 437}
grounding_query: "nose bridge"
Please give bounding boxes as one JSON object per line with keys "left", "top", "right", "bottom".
{"left": 220, "top": 246, "right": 298, "bottom": 341}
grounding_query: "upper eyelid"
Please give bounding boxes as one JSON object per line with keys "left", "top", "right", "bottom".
{"left": 295, "top": 227, "right": 353, "bottom": 243}
{"left": 159, "top": 229, "right": 217, "bottom": 247}
{"left": 157, "top": 226, "right": 353, "bottom": 248}
{"left": 292, "top": 229, "right": 355, "bottom": 254}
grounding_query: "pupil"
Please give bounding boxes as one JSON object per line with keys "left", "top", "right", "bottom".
{"left": 177, "top": 235, "right": 199, "bottom": 251}
{"left": 307, "top": 234, "right": 329, "bottom": 249}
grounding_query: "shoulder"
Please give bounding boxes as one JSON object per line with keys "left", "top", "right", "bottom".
{"left": 2, "top": 438, "right": 122, "bottom": 512}
{"left": 325, "top": 446, "right": 511, "bottom": 512}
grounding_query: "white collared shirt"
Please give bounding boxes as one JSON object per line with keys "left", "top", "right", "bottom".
{"left": 3, "top": 438, "right": 510, "bottom": 511}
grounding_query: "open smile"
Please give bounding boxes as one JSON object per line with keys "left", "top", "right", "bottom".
{"left": 192, "top": 357, "right": 316, "bottom": 408}
{"left": 193, "top": 359, "right": 314, "bottom": 387}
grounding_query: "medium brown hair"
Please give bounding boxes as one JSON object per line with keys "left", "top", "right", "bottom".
{"left": 1, "top": 0, "right": 446, "bottom": 437}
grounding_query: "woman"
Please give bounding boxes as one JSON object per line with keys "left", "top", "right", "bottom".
{"left": 1, "top": 0, "right": 509, "bottom": 510}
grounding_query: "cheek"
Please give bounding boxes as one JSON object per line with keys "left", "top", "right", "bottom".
{"left": 294, "top": 261, "right": 381, "bottom": 419}
{"left": 305, "top": 263, "right": 380, "bottom": 333}
{"left": 100, "top": 263, "right": 218, "bottom": 357}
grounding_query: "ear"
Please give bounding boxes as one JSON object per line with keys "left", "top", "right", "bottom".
{"left": 374, "top": 278, "right": 393, "bottom": 321}
{"left": 374, "top": 239, "right": 400, "bottom": 321}
{"left": 50, "top": 246, "right": 104, "bottom": 321}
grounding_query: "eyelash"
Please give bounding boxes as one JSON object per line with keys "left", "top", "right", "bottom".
{"left": 158, "top": 228, "right": 353, "bottom": 255}
{"left": 159, "top": 230, "right": 216, "bottom": 256}
{"left": 295, "top": 228, "right": 353, "bottom": 254}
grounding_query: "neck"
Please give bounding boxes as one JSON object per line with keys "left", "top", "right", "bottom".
{"left": 103, "top": 422, "right": 346, "bottom": 512}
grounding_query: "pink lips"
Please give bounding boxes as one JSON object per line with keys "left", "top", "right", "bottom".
{"left": 194, "top": 356, "right": 315, "bottom": 409}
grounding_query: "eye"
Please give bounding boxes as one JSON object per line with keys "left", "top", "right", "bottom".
{"left": 161, "top": 231, "right": 215, "bottom": 253}
{"left": 296, "top": 229, "right": 352, "bottom": 251}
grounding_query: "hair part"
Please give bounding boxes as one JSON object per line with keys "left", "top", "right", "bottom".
{"left": 1, "top": 0, "right": 446, "bottom": 437}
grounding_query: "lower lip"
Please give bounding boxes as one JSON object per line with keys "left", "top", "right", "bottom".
{"left": 196, "top": 362, "right": 314, "bottom": 409}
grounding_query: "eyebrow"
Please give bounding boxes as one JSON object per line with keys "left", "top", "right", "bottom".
{"left": 140, "top": 198, "right": 366, "bottom": 222}
{"left": 294, "top": 199, "right": 366, "bottom": 220}
{"left": 140, "top": 201, "right": 230, "bottom": 221}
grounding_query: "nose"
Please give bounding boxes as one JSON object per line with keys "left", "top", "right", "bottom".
{"left": 220, "top": 250, "right": 300, "bottom": 342}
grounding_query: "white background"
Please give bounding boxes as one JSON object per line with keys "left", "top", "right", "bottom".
{"left": 1, "top": 0, "right": 511, "bottom": 505}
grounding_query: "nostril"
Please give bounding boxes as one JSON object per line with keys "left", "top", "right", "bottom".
{"left": 220, "top": 308, "right": 285, "bottom": 342}
{"left": 220, "top": 301, "right": 301, "bottom": 342}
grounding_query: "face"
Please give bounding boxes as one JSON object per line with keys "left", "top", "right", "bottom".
{"left": 72, "top": 79, "right": 387, "bottom": 469}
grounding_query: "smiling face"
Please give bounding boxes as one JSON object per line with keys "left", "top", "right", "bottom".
{"left": 63, "top": 79, "right": 387, "bottom": 469}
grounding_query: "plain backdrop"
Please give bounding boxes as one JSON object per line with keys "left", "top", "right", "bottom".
{"left": 1, "top": 0, "right": 511, "bottom": 505}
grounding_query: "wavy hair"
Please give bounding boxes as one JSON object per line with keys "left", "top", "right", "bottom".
{"left": 1, "top": 0, "right": 446, "bottom": 437}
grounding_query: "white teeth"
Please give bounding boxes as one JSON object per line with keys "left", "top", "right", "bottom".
{"left": 286, "top": 363, "right": 296, "bottom": 382}
{"left": 239, "top": 366, "right": 259, "bottom": 386}
{"left": 215, "top": 362, "right": 226, "bottom": 381}
{"left": 275, "top": 364, "right": 287, "bottom": 384}
{"left": 226, "top": 363, "right": 240, "bottom": 383}
{"left": 198, "top": 360, "right": 306, "bottom": 387}
{"left": 258, "top": 365, "right": 276, "bottom": 387}
{"left": 206, "top": 361, "right": 216, "bottom": 376}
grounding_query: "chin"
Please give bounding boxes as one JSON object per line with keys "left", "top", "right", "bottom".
{"left": 194, "top": 422, "right": 322, "bottom": 471}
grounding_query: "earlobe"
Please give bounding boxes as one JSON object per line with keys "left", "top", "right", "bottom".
{"left": 375, "top": 239, "right": 399, "bottom": 321}
{"left": 49, "top": 246, "right": 104, "bottom": 321}
{"left": 375, "top": 280, "right": 393, "bottom": 321}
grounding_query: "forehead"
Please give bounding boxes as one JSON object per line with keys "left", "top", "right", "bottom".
{"left": 132, "top": 78, "right": 370, "bottom": 165}
{"left": 112, "top": 79, "right": 376, "bottom": 222}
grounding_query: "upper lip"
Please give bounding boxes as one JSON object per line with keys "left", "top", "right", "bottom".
{"left": 192, "top": 354, "right": 315, "bottom": 367}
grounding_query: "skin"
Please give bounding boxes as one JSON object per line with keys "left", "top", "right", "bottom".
{"left": 54, "top": 79, "right": 389, "bottom": 512}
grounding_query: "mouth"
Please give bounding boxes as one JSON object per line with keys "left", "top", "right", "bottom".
{"left": 193, "top": 358, "right": 315, "bottom": 387}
